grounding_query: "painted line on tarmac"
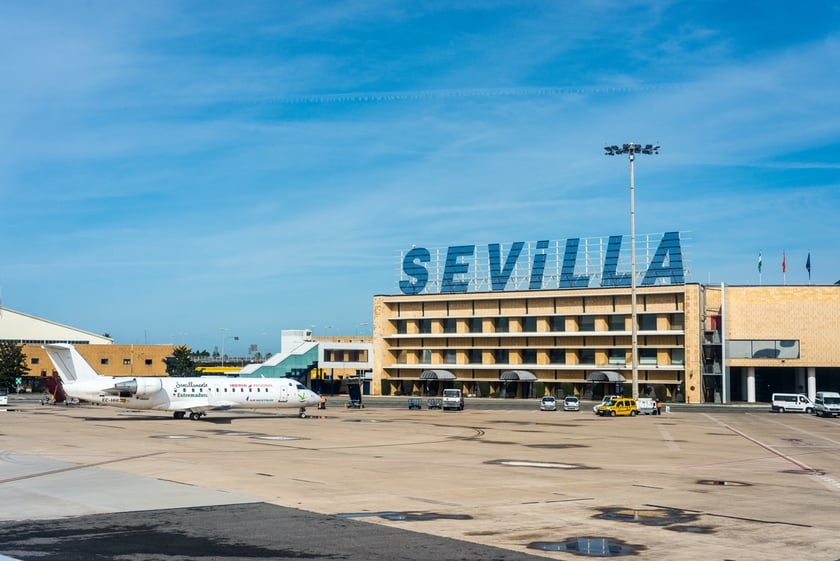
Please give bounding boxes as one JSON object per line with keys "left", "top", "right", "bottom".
{"left": 740, "top": 413, "right": 840, "bottom": 491}
{"left": 746, "top": 412, "right": 840, "bottom": 447}
{"left": 0, "top": 452, "right": 165, "bottom": 485}
{"left": 657, "top": 425, "right": 681, "bottom": 452}
{"left": 721, "top": 423, "right": 815, "bottom": 471}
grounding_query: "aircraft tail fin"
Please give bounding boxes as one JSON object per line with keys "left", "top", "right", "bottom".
{"left": 43, "top": 344, "right": 102, "bottom": 385}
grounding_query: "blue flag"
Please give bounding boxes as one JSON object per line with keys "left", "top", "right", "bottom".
{"left": 806, "top": 252, "right": 811, "bottom": 280}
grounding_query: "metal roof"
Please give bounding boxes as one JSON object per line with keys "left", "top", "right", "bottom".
{"left": 420, "top": 369, "right": 456, "bottom": 380}
{"left": 500, "top": 370, "right": 537, "bottom": 381}
{"left": 586, "top": 370, "right": 626, "bottom": 382}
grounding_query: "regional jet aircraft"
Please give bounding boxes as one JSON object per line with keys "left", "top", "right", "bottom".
{"left": 43, "top": 344, "right": 322, "bottom": 420}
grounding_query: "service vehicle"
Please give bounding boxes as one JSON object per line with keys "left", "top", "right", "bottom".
{"left": 442, "top": 388, "right": 464, "bottom": 411}
{"left": 563, "top": 396, "right": 580, "bottom": 411}
{"left": 407, "top": 397, "right": 422, "bottom": 410}
{"left": 597, "top": 397, "right": 638, "bottom": 417}
{"left": 636, "top": 397, "right": 659, "bottom": 415}
{"left": 771, "top": 393, "right": 814, "bottom": 413}
{"left": 0, "top": 389, "right": 8, "bottom": 406}
{"left": 814, "top": 391, "right": 840, "bottom": 417}
{"left": 540, "top": 396, "right": 557, "bottom": 411}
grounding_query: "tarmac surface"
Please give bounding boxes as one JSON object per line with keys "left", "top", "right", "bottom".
{"left": 1, "top": 397, "right": 839, "bottom": 560}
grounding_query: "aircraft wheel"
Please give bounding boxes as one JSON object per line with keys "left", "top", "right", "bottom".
{"left": 189, "top": 412, "right": 201, "bottom": 420}
{"left": 299, "top": 408, "right": 307, "bottom": 418}
{"left": 174, "top": 411, "right": 185, "bottom": 420}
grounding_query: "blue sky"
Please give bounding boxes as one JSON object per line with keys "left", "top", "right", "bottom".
{"left": 2, "top": 1, "right": 839, "bottom": 355}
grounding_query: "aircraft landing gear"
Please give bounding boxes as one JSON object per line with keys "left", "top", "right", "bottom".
{"left": 173, "top": 411, "right": 186, "bottom": 420}
{"left": 189, "top": 412, "right": 204, "bottom": 421}
{"left": 299, "top": 407, "right": 307, "bottom": 419}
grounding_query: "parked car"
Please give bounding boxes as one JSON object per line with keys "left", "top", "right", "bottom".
{"left": 814, "top": 391, "right": 840, "bottom": 417}
{"left": 593, "top": 395, "right": 619, "bottom": 414}
{"left": 562, "top": 396, "right": 580, "bottom": 411}
{"left": 540, "top": 396, "right": 557, "bottom": 411}
{"left": 597, "top": 397, "right": 638, "bottom": 417}
{"left": 771, "top": 393, "right": 814, "bottom": 413}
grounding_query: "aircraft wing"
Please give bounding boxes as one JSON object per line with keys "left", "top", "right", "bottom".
{"left": 162, "top": 399, "right": 240, "bottom": 413}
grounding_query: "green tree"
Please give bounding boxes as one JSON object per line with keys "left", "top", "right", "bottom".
{"left": 0, "top": 341, "right": 30, "bottom": 390}
{"left": 166, "top": 345, "right": 197, "bottom": 377}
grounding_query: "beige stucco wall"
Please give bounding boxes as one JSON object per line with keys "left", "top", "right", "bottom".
{"left": 723, "top": 285, "right": 840, "bottom": 368}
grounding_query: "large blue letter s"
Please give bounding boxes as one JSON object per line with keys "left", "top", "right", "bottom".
{"left": 400, "top": 247, "right": 431, "bottom": 295}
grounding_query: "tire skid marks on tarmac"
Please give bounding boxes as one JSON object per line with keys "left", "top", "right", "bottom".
{"left": 704, "top": 413, "right": 840, "bottom": 493}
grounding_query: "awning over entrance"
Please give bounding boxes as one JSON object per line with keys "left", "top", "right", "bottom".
{"left": 500, "top": 370, "right": 537, "bottom": 381}
{"left": 586, "top": 370, "right": 626, "bottom": 383}
{"left": 420, "top": 369, "right": 456, "bottom": 380}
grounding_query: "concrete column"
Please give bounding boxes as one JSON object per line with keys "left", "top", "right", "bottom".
{"left": 808, "top": 367, "right": 817, "bottom": 400}
{"left": 746, "top": 367, "right": 756, "bottom": 403}
{"left": 795, "top": 368, "right": 806, "bottom": 395}
{"left": 741, "top": 369, "right": 748, "bottom": 402}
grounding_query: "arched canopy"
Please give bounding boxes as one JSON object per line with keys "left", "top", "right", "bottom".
{"left": 586, "top": 370, "right": 626, "bottom": 383}
{"left": 420, "top": 369, "right": 456, "bottom": 380}
{"left": 500, "top": 370, "right": 537, "bottom": 381}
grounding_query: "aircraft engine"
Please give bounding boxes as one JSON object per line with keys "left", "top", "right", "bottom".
{"left": 113, "top": 378, "right": 163, "bottom": 396}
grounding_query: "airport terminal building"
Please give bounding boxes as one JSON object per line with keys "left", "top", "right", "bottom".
{"left": 372, "top": 232, "right": 840, "bottom": 403}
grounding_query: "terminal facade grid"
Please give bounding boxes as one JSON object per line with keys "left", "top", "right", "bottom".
{"left": 372, "top": 283, "right": 840, "bottom": 404}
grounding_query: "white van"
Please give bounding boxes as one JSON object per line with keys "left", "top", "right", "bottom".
{"left": 814, "top": 391, "right": 840, "bottom": 418}
{"left": 771, "top": 393, "right": 814, "bottom": 413}
{"left": 636, "top": 397, "right": 658, "bottom": 415}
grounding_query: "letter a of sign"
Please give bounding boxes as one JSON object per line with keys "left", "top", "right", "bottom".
{"left": 641, "top": 232, "right": 684, "bottom": 285}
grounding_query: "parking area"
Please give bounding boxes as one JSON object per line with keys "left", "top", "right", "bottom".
{"left": 1, "top": 399, "right": 839, "bottom": 560}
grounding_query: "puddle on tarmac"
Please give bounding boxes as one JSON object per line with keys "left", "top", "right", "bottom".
{"left": 527, "top": 443, "right": 588, "bottom": 449}
{"left": 697, "top": 479, "right": 751, "bottom": 486}
{"left": 335, "top": 511, "right": 472, "bottom": 522}
{"left": 486, "top": 459, "right": 591, "bottom": 470}
{"left": 595, "top": 507, "right": 699, "bottom": 527}
{"left": 666, "top": 525, "right": 715, "bottom": 534}
{"left": 210, "top": 431, "right": 259, "bottom": 437}
{"left": 150, "top": 435, "right": 203, "bottom": 439}
{"left": 528, "top": 537, "right": 643, "bottom": 556}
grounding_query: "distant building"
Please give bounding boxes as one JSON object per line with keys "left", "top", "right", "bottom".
{"left": 1, "top": 306, "right": 174, "bottom": 392}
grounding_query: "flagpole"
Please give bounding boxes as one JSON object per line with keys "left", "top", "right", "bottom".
{"left": 758, "top": 251, "right": 762, "bottom": 285}
{"left": 782, "top": 251, "right": 786, "bottom": 285}
{"left": 806, "top": 251, "right": 811, "bottom": 285}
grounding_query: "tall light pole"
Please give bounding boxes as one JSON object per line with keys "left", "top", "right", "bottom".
{"left": 220, "top": 329, "right": 239, "bottom": 367}
{"left": 604, "top": 143, "right": 659, "bottom": 399}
